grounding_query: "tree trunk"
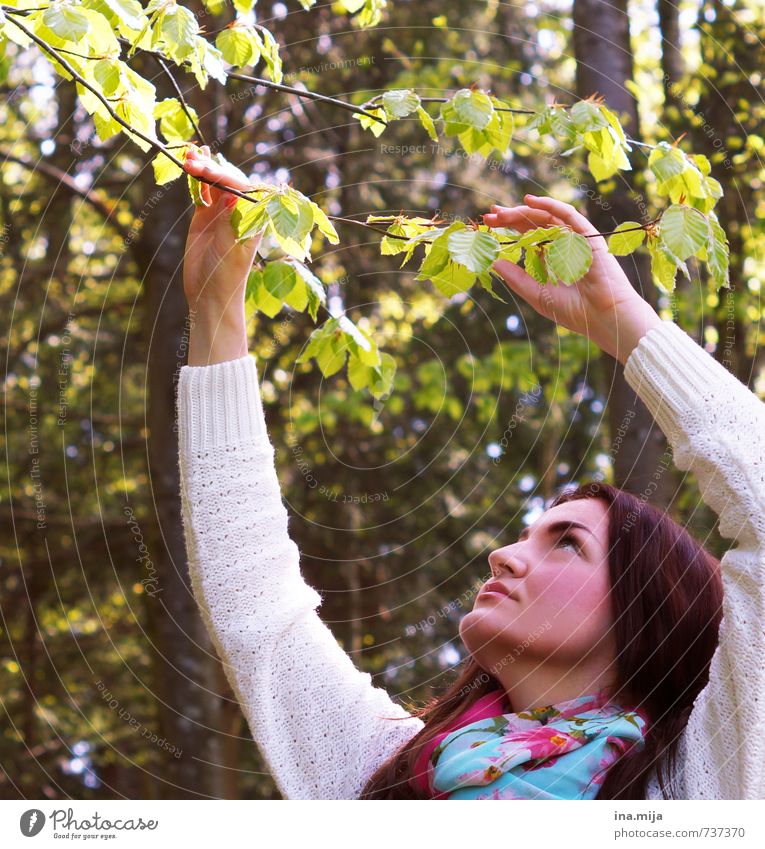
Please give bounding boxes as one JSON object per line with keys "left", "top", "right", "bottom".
{"left": 658, "top": 0, "right": 685, "bottom": 106}
{"left": 572, "top": 0, "right": 674, "bottom": 502}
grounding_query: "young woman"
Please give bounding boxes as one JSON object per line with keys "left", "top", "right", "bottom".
{"left": 177, "top": 147, "right": 765, "bottom": 800}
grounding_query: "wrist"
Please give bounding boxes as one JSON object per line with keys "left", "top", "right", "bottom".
{"left": 612, "top": 300, "right": 662, "bottom": 367}
{"left": 187, "top": 299, "right": 248, "bottom": 366}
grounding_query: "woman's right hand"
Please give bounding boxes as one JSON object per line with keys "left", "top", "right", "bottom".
{"left": 182, "top": 146, "right": 265, "bottom": 366}
{"left": 182, "top": 145, "right": 263, "bottom": 311}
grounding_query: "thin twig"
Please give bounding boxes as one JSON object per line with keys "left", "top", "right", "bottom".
{"left": 3, "top": 7, "right": 666, "bottom": 247}
{"left": 226, "top": 71, "right": 388, "bottom": 126}
{"left": 153, "top": 53, "right": 208, "bottom": 148}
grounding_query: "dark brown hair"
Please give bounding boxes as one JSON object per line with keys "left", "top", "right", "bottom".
{"left": 360, "top": 480, "right": 723, "bottom": 799}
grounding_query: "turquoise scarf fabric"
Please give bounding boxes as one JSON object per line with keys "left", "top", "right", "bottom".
{"left": 412, "top": 688, "right": 649, "bottom": 799}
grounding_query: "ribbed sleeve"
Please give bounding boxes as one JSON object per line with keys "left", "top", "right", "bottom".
{"left": 177, "top": 354, "right": 267, "bottom": 452}
{"left": 624, "top": 319, "right": 765, "bottom": 800}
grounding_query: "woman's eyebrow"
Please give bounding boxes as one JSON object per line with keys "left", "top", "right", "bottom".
{"left": 518, "top": 520, "right": 594, "bottom": 542}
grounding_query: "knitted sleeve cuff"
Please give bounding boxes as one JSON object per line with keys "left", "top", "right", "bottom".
{"left": 177, "top": 354, "right": 268, "bottom": 453}
{"left": 623, "top": 319, "right": 732, "bottom": 439}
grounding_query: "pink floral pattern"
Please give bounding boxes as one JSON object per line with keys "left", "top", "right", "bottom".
{"left": 412, "top": 689, "right": 648, "bottom": 800}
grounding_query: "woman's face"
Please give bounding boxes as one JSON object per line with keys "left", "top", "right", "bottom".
{"left": 459, "top": 498, "right": 616, "bottom": 676}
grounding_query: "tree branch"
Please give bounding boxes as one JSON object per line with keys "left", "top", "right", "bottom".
{"left": 0, "top": 146, "right": 131, "bottom": 242}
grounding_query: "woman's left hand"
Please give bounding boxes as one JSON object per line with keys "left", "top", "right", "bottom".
{"left": 482, "top": 194, "right": 662, "bottom": 365}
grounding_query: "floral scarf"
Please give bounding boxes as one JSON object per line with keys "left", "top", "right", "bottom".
{"left": 411, "top": 688, "right": 649, "bottom": 799}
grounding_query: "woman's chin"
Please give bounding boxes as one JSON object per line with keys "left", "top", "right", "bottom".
{"left": 459, "top": 608, "right": 511, "bottom": 652}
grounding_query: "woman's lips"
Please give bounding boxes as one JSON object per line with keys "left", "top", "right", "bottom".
{"left": 478, "top": 581, "right": 516, "bottom": 600}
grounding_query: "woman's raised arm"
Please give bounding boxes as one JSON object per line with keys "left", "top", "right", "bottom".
{"left": 485, "top": 195, "right": 765, "bottom": 798}
{"left": 178, "top": 150, "right": 424, "bottom": 799}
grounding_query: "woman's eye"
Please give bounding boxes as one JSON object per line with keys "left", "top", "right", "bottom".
{"left": 556, "top": 534, "right": 580, "bottom": 552}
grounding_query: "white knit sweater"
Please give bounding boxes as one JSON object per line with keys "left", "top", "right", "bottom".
{"left": 176, "top": 319, "right": 765, "bottom": 800}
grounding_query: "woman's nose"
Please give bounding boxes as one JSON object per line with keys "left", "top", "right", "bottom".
{"left": 489, "top": 548, "right": 526, "bottom": 577}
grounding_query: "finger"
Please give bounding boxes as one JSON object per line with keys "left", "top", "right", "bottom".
{"left": 483, "top": 206, "right": 560, "bottom": 231}
{"left": 197, "top": 146, "right": 223, "bottom": 205}
{"left": 492, "top": 259, "right": 552, "bottom": 317}
{"left": 524, "top": 195, "right": 608, "bottom": 249}
{"left": 201, "top": 182, "right": 212, "bottom": 206}
{"left": 184, "top": 156, "right": 253, "bottom": 196}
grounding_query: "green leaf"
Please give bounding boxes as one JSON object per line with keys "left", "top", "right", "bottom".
{"left": 446, "top": 229, "right": 500, "bottom": 273}
{"left": 706, "top": 213, "right": 730, "bottom": 290}
{"left": 154, "top": 97, "right": 197, "bottom": 142}
{"left": 608, "top": 222, "right": 646, "bottom": 256}
{"left": 355, "top": 106, "right": 387, "bottom": 137}
{"left": 216, "top": 25, "right": 256, "bottom": 67}
{"left": 257, "top": 26, "right": 282, "bottom": 83}
{"left": 453, "top": 89, "right": 494, "bottom": 129}
{"left": 441, "top": 89, "right": 494, "bottom": 134}
{"left": 264, "top": 260, "right": 298, "bottom": 300}
{"left": 338, "top": 315, "right": 380, "bottom": 366}
{"left": 416, "top": 227, "right": 457, "bottom": 281}
{"left": 42, "top": 5, "right": 91, "bottom": 42}
{"left": 246, "top": 269, "right": 283, "bottom": 317}
{"left": 649, "top": 143, "right": 686, "bottom": 184}
{"left": 309, "top": 201, "right": 340, "bottom": 245}
{"left": 232, "top": 194, "right": 270, "bottom": 240}
{"left": 343, "top": 0, "right": 386, "bottom": 28}
{"left": 429, "top": 260, "right": 476, "bottom": 297}
{"left": 524, "top": 246, "right": 549, "bottom": 284}
{"left": 349, "top": 350, "right": 396, "bottom": 397}
{"left": 546, "top": 230, "right": 593, "bottom": 284}
{"left": 101, "top": 0, "right": 146, "bottom": 32}
{"left": 188, "top": 172, "right": 206, "bottom": 206}
{"left": 382, "top": 89, "right": 420, "bottom": 119}
{"left": 660, "top": 205, "right": 709, "bottom": 261}
{"left": 161, "top": 5, "right": 199, "bottom": 62}
{"left": 288, "top": 260, "right": 326, "bottom": 320}
{"left": 152, "top": 151, "right": 184, "bottom": 185}
{"left": 267, "top": 194, "right": 309, "bottom": 240}
{"left": 94, "top": 59, "right": 122, "bottom": 97}
{"left": 417, "top": 106, "right": 438, "bottom": 142}
{"left": 569, "top": 100, "right": 609, "bottom": 132}
{"left": 316, "top": 333, "right": 347, "bottom": 377}
{"left": 647, "top": 237, "right": 679, "bottom": 292}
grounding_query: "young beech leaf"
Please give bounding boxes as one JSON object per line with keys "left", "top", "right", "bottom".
{"left": 660, "top": 205, "right": 709, "bottom": 261}
{"left": 216, "top": 24, "right": 258, "bottom": 67}
{"left": 309, "top": 201, "right": 340, "bottom": 244}
{"left": 42, "top": 5, "right": 91, "bottom": 42}
{"left": 706, "top": 213, "right": 730, "bottom": 290}
{"left": 245, "top": 269, "right": 282, "bottom": 317}
{"left": 524, "top": 245, "right": 549, "bottom": 284}
{"left": 546, "top": 230, "right": 593, "bottom": 284}
{"left": 355, "top": 106, "right": 388, "bottom": 137}
{"left": 647, "top": 237, "right": 679, "bottom": 292}
{"left": 349, "top": 350, "right": 396, "bottom": 398}
{"left": 152, "top": 151, "right": 185, "bottom": 185}
{"left": 608, "top": 222, "right": 646, "bottom": 256}
{"left": 288, "top": 261, "right": 327, "bottom": 320}
{"left": 382, "top": 89, "right": 420, "bottom": 119}
{"left": 263, "top": 260, "right": 298, "bottom": 300}
{"left": 446, "top": 229, "right": 500, "bottom": 273}
{"left": 417, "top": 106, "right": 438, "bottom": 142}
{"left": 441, "top": 89, "right": 494, "bottom": 135}
{"left": 316, "top": 333, "right": 347, "bottom": 377}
